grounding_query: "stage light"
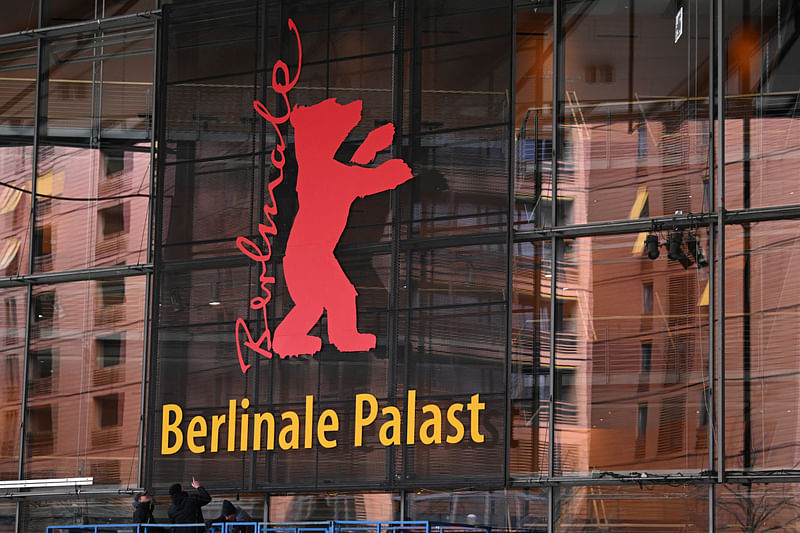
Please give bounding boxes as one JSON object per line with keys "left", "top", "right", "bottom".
{"left": 685, "top": 233, "right": 708, "bottom": 268}
{"left": 645, "top": 234, "right": 660, "bottom": 260}
{"left": 667, "top": 231, "right": 684, "bottom": 261}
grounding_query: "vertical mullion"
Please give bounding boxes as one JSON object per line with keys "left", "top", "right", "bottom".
{"left": 17, "top": 32, "right": 47, "bottom": 483}
{"left": 137, "top": 18, "right": 159, "bottom": 490}
{"left": 707, "top": 4, "right": 718, "bottom": 529}
{"left": 503, "top": 0, "right": 515, "bottom": 488}
{"left": 549, "top": 0, "right": 564, "bottom": 480}
{"left": 548, "top": 1, "right": 564, "bottom": 531}
{"left": 144, "top": 3, "right": 169, "bottom": 491}
{"left": 715, "top": 0, "right": 726, "bottom": 487}
{"left": 388, "top": 0, "right": 405, "bottom": 487}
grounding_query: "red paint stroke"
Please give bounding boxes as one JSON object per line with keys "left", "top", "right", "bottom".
{"left": 235, "top": 19, "right": 302, "bottom": 373}
{"left": 271, "top": 100, "right": 413, "bottom": 357}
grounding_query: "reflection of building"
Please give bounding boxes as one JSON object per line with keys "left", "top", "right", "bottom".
{"left": 0, "top": 142, "right": 149, "bottom": 487}
{"left": 2, "top": 1, "right": 800, "bottom": 532}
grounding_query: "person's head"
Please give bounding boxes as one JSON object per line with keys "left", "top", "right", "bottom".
{"left": 222, "top": 500, "right": 236, "bottom": 520}
{"left": 169, "top": 483, "right": 183, "bottom": 497}
{"left": 134, "top": 491, "right": 151, "bottom": 504}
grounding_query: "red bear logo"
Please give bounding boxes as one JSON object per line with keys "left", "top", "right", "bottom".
{"left": 272, "top": 98, "right": 413, "bottom": 357}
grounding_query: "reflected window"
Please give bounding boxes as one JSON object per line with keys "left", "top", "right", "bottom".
{"left": 102, "top": 148, "right": 127, "bottom": 177}
{"left": 1, "top": 411, "right": 17, "bottom": 453}
{"left": 29, "top": 349, "right": 53, "bottom": 380}
{"left": 99, "top": 278, "right": 125, "bottom": 307}
{"left": 4, "top": 353, "right": 19, "bottom": 399}
{"left": 5, "top": 353, "right": 18, "bottom": 383}
{"left": 636, "top": 403, "right": 648, "bottom": 457}
{"left": 657, "top": 394, "right": 686, "bottom": 455}
{"left": 94, "top": 394, "right": 121, "bottom": 428}
{"left": 35, "top": 197, "right": 52, "bottom": 218}
{"left": 638, "top": 342, "right": 652, "bottom": 392}
{"left": 27, "top": 405, "right": 53, "bottom": 455}
{"left": 640, "top": 342, "right": 652, "bottom": 373}
{"left": 33, "top": 224, "right": 52, "bottom": 257}
{"left": 637, "top": 403, "right": 648, "bottom": 440}
{"left": 32, "top": 291, "right": 55, "bottom": 322}
{"left": 98, "top": 204, "right": 126, "bottom": 238}
{"left": 287, "top": 494, "right": 358, "bottom": 521}
{"left": 539, "top": 366, "right": 577, "bottom": 425}
{"left": 698, "top": 388, "right": 711, "bottom": 428}
{"left": 96, "top": 335, "right": 123, "bottom": 368}
{"left": 642, "top": 282, "right": 653, "bottom": 315}
{"left": 537, "top": 197, "right": 574, "bottom": 227}
{"left": 4, "top": 297, "right": 16, "bottom": 345}
{"left": 637, "top": 124, "right": 648, "bottom": 159}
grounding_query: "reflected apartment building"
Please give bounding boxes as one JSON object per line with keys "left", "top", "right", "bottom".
{"left": 2, "top": 1, "right": 800, "bottom": 532}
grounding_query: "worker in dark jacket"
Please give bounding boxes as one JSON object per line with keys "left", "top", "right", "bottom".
{"left": 167, "top": 477, "right": 212, "bottom": 533}
{"left": 133, "top": 491, "right": 156, "bottom": 524}
{"left": 209, "top": 500, "right": 254, "bottom": 533}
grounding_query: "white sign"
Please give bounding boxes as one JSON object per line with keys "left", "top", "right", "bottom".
{"left": 675, "top": 7, "right": 683, "bottom": 43}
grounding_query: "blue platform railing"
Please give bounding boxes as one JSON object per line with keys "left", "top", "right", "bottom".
{"left": 46, "top": 520, "right": 491, "bottom": 533}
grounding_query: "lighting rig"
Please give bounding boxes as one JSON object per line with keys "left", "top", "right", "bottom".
{"left": 645, "top": 224, "right": 708, "bottom": 270}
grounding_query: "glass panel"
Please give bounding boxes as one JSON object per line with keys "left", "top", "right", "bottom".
{"left": 418, "top": 0, "right": 510, "bottom": 48}
{"left": 0, "top": 288, "right": 26, "bottom": 481}
{"left": 397, "top": 304, "right": 505, "bottom": 483}
{"left": 152, "top": 319, "right": 253, "bottom": 488}
{"left": 286, "top": 0, "right": 394, "bottom": 65}
{"left": 43, "top": 0, "right": 156, "bottom": 25}
{"left": 24, "top": 278, "right": 146, "bottom": 484}
{"left": 725, "top": 0, "right": 800, "bottom": 210}
{"left": 401, "top": 126, "right": 509, "bottom": 238}
{"left": 400, "top": 304, "right": 505, "bottom": 396}
{"left": 20, "top": 497, "right": 140, "bottom": 532}
{"left": 400, "top": 244, "right": 506, "bottom": 309}
{"left": 0, "top": 43, "right": 37, "bottom": 134}
{"left": 555, "top": 485, "right": 708, "bottom": 532}
{"left": 559, "top": 1, "right": 711, "bottom": 224}
{"left": 36, "top": 28, "right": 153, "bottom": 273}
{"left": 270, "top": 493, "right": 396, "bottom": 521}
{"left": 511, "top": 241, "right": 548, "bottom": 477}
{"left": 407, "top": 489, "right": 547, "bottom": 530}
{"left": 0, "top": 3, "right": 37, "bottom": 33}
{"left": 164, "top": 72, "right": 264, "bottom": 165}
{"left": 516, "top": 2, "right": 554, "bottom": 235}
{"left": 161, "top": 154, "right": 262, "bottom": 261}
{"left": 0, "top": 501, "right": 14, "bottom": 533}
{"left": 45, "top": 29, "right": 154, "bottom": 139}
{"left": 165, "top": 3, "right": 261, "bottom": 85}
{"left": 34, "top": 142, "right": 150, "bottom": 273}
{"left": 725, "top": 221, "right": 800, "bottom": 470}
{"left": 418, "top": 38, "right": 509, "bottom": 133}
{"left": 99, "top": 35, "right": 155, "bottom": 140}
{"left": 718, "top": 483, "right": 800, "bottom": 531}
{"left": 554, "top": 232, "right": 711, "bottom": 476}
{"left": 0, "top": 140, "right": 32, "bottom": 277}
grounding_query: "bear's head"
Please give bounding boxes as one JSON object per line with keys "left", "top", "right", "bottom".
{"left": 291, "top": 98, "right": 362, "bottom": 160}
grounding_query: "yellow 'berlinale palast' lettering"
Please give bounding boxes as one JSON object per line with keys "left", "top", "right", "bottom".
{"left": 159, "top": 391, "right": 485, "bottom": 455}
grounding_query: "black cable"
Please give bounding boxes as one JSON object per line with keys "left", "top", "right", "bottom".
{"left": 0, "top": 177, "right": 150, "bottom": 201}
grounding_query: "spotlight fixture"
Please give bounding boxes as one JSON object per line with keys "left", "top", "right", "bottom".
{"left": 667, "top": 230, "right": 691, "bottom": 269}
{"left": 667, "top": 231, "right": 683, "bottom": 261}
{"left": 685, "top": 233, "right": 708, "bottom": 268}
{"left": 645, "top": 234, "right": 660, "bottom": 260}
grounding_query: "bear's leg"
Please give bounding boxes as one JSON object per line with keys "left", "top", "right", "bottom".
{"left": 326, "top": 283, "right": 376, "bottom": 353}
{"left": 273, "top": 303, "right": 324, "bottom": 357}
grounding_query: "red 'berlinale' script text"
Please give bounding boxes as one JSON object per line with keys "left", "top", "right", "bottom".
{"left": 235, "top": 18, "right": 302, "bottom": 373}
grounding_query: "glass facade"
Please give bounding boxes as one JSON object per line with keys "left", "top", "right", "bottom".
{"left": 1, "top": 0, "right": 800, "bottom": 531}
